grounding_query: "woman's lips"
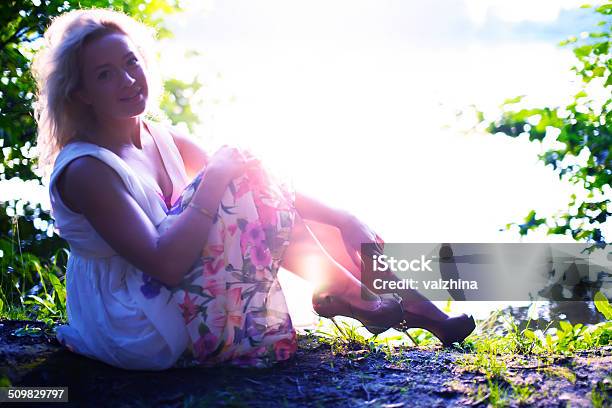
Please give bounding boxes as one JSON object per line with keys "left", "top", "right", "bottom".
{"left": 120, "top": 88, "right": 143, "bottom": 102}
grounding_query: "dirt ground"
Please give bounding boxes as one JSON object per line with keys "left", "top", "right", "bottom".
{"left": 1, "top": 320, "right": 610, "bottom": 407}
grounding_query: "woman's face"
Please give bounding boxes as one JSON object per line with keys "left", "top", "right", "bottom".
{"left": 77, "top": 32, "right": 149, "bottom": 121}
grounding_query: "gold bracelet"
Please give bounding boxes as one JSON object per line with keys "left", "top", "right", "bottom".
{"left": 187, "top": 202, "right": 216, "bottom": 220}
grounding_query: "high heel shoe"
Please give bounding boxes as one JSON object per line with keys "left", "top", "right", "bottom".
{"left": 312, "top": 291, "right": 405, "bottom": 336}
{"left": 388, "top": 293, "right": 476, "bottom": 347}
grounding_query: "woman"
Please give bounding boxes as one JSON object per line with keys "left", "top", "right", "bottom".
{"left": 34, "top": 8, "right": 474, "bottom": 370}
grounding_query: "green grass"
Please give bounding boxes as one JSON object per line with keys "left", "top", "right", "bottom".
{"left": 460, "top": 299, "right": 612, "bottom": 359}
{"left": 304, "top": 313, "right": 441, "bottom": 365}
{"left": 511, "top": 382, "right": 534, "bottom": 406}
{"left": 488, "top": 379, "right": 509, "bottom": 408}
{"left": 0, "top": 233, "right": 67, "bottom": 326}
{"left": 452, "top": 296, "right": 612, "bottom": 406}
{"left": 590, "top": 375, "right": 611, "bottom": 408}
{"left": 457, "top": 347, "right": 508, "bottom": 380}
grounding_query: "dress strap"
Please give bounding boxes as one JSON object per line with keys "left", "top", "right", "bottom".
{"left": 143, "top": 120, "right": 190, "bottom": 204}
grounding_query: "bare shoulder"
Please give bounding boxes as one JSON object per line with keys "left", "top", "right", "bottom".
{"left": 58, "top": 154, "right": 146, "bottom": 226}
{"left": 57, "top": 156, "right": 123, "bottom": 214}
{"left": 63, "top": 155, "right": 118, "bottom": 180}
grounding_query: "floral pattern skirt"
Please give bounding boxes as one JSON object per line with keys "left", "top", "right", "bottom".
{"left": 157, "top": 151, "right": 298, "bottom": 368}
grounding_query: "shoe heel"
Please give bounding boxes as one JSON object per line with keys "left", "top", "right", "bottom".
{"left": 394, "top": 309, "right": 476, "bottom": 348}
{"left": 311, "top": 294, "right": 347, "bottom": 338}
{"left": 313, "top": 310, "right": 347, "bottom": 338}
{"left": 403, "top": 330, "right": 419, "bottom": 346}
{"left": 329, "top": 316, "right": 347, "bottom": 338}
{"left": 395, "top": 319, "right": 420, "bottom": 346}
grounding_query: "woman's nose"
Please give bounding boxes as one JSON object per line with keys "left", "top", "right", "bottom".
{"left": 120, "top": 69, "right": 136, "bottom": 87}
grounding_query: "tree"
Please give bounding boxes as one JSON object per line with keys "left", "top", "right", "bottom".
{"left": 475, "top": 2, "right": 611, "bottom": 246}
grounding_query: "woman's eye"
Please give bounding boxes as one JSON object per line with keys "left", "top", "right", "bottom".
{"left": 127, "top": 57, "right": 139, "bottom": 66}
{"left": 97, "top": 70, "right": 110, "bottom": 80}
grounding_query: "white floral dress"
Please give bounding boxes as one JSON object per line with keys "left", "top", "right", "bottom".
{"left": 49, "top": 120, "right": 298, "bottom": 370}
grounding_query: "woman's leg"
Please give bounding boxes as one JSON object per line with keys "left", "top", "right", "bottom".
{"left": 280, "top": 212, "right": 382, "bottom": 309}
{"left": 294, "top": 219, "right": 449, "bottom": 321}
{"left": 298, "top": 220, "right": 363, "bottom": 280}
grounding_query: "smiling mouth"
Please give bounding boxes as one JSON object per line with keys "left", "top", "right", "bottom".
{"left": 120, "top": 88, "right": 143, "bottom": 102}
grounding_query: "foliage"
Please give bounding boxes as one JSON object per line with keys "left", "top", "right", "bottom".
{"left": 474, "top": 2, "right": 611, "bottom": 245}
{"left": 595, "top": 290, "right": 612, "bottom": 318}
{"left": 160, "top": 74, "right": 205, "bottom": 134}
{"left": 0, "top": 235, "right": 67, "bottom": 324}
{"left": 462, "top": 295, "right": 611, "bottom": 360}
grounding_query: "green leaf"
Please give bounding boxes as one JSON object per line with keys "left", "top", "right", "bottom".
{"left": 595, "top": 4, "right": 612, "bottom": 14}
{"left": 592, "top": 66, "right": 605, "bottom": 77}
{"left": 501, "top": 95, "right": 525, "bottom": 105}
{"left": 574, "top": 45, "right": 593, "bottom": 58}
{"left": 574, "top": 90, "right": 588, "bottom": 99}
{"left": 518, "top": 210, "right": 546, "bottom": 235}
{"left": 559, "top": 35, "right": 578, "bottom": 46}
{"left": 594, "top": 291, "right": 612, "bottom": 320}
{"left": 523, "top": 329, "right": 536, "bottom": 340}
{"left": 0, "top": 375, "right": 11, "bottom": 387}
{"left": 559, "top": 320, "right": 573, "bottom": 333}
{"left": 26, "top": 294, "right": 57, "bottom": 314}
{"left": 48, "top": 273, "right": 65, "bottom": 308}
{"left": 593, "top": 42, "right": 609, "bottom": 55}
{"left": 546, "top": 334, "right": 553, "bottom": 348}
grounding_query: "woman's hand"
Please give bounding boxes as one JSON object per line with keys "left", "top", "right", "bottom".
{"left": 339, "top": 213, "right": 385, "bottom": 271}
{"left": 207, "top": 145, "right": 260, "bottom": 183}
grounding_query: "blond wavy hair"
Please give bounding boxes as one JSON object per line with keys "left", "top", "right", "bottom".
{"left": 32, "top": 8, "right": 163, "bottom": 181}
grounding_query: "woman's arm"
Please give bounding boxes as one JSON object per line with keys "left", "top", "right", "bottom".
{"left": 61, "top": 155, "right": 230, "bottom": 287}
{"left": 294, "top": 191, "right": 354, "bottom": 228}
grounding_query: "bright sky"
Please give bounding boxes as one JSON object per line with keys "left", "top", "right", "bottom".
{"left": 464, "top": 0, "right": 590, "bottom": 24}
{"left": 155, "top": 0, "right": 603, "bottom": 244}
